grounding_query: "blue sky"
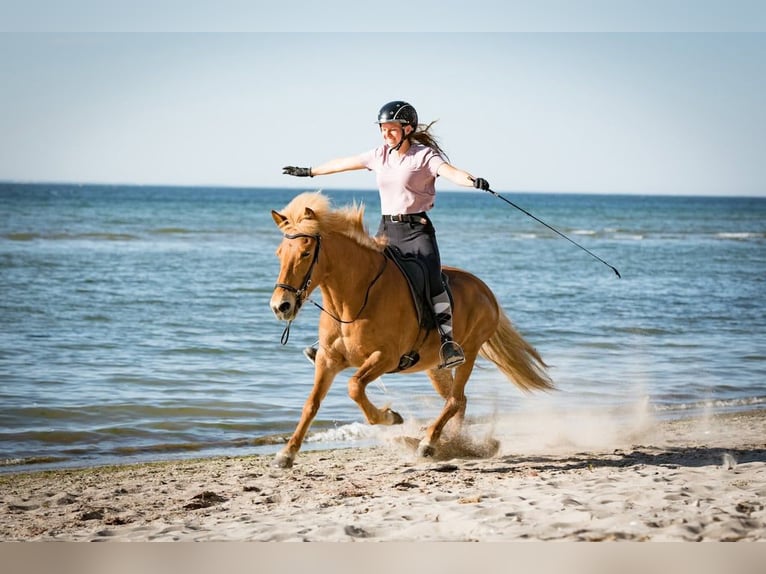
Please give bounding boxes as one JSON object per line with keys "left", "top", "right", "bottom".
{"left": 1, "top": 6, "right": 764, "bottom": 195}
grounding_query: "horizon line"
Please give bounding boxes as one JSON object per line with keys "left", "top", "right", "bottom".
{"left": 1, "top": 179, "right": 764, "bottom": 200}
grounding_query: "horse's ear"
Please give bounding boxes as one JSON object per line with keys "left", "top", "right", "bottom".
{"left": 303, "top": 207, "right": 317, "bottom": 220}
{"left": 271, "top": 210, "right": 288, "bottom": 228}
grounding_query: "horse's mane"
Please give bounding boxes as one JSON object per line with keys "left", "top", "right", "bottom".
{"left": 278, "top": 191, "right": 384, "bottom": 252}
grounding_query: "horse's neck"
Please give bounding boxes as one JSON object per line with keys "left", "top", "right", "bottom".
{"left": 319, "top": 232, "right": 383, "bottom": 313}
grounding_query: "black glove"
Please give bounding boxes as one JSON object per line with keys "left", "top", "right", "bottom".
{"left": 473, "top": 177, "right": 490, "bottom": 191}
{"left": 282, "top": 166, "right": 313, "bottom": 177}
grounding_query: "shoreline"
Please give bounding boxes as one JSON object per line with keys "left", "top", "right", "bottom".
{"left": 2, "top": 409, "right": 765, "bottom": 541}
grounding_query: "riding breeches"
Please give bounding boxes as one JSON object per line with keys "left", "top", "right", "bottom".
{"left": 376, "top": 214, "right": 445, "bottom": 297}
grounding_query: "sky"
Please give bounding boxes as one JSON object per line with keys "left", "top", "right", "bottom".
{"left": 1, "top": 4, "right": 765, "bottom": 196}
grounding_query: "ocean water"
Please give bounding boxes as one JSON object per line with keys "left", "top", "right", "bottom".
{"left": 1, "top": 183, "right": 765, "bottom": 472}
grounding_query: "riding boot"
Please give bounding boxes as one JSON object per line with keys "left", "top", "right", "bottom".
{"left": 432, "top": 290, "right": 465, "bottom": 369}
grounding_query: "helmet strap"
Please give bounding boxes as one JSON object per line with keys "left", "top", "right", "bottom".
{"left": 390, "top": 124, "right": 412, "bottom": 152}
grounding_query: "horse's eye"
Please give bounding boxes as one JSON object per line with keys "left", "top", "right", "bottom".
{"left": 301, "top": 250, "right": 311, "bottom": 259}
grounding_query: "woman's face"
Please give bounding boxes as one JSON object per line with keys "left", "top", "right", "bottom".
{"left": 379, "top": 122, "right": 410, "bottom": 148}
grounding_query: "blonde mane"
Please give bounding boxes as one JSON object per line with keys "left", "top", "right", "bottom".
{"left": 278, "top": 191, "right": 384, "bottom": 251}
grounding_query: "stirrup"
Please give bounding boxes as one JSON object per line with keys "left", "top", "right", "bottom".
{"left": 439, "top": 339, "right": 465, "bottom": 369}
{"left": 303, "top": 346, "right": 317, "bottom": 364}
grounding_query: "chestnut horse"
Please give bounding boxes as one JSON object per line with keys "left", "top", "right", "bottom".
{"left": 270, "top": 192, "right": 553, "bottom": 468}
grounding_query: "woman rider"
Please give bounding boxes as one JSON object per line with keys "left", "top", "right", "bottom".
{"left": 283, "top": 100, "right": 491, "bottom": 369}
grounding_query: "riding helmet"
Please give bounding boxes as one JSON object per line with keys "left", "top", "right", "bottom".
{"left": 376, "top": 101, "right": 418, "bottom": 129}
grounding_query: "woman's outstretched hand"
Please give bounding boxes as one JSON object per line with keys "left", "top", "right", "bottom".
{"left": 472, "top": 177, "right": 490, "bottom": 191}
{"left": 282, "top": 166, "right": 313, "bottom": 177}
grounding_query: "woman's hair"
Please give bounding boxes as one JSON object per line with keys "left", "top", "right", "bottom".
{"left": 410, "top": 120, "right": 449, "bottom": 161}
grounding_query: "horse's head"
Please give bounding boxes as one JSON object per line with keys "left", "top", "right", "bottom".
{"left": 270, "top": 207, "right": 321, "bottom": 322}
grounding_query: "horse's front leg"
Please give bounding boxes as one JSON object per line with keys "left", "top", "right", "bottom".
{"left": 347, "top": 351, "right": 404, "bottom": 426}
{"left": 274, "top": 360, "right": 344, "bottom": 469}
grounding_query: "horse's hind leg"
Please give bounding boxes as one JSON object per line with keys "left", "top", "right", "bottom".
{"left": 418, "top": 355, "right": 475, "bottom": 458}
{"left": 426, "top": 368, "right": 466, "bottom": 431}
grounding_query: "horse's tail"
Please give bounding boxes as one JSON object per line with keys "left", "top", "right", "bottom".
{"left": 479, "top": 308, "right": 554, "bottom": 393}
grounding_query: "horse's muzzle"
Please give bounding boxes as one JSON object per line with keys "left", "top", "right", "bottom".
{"left": 270, "top": 289, "right": 299, "bottom": 321}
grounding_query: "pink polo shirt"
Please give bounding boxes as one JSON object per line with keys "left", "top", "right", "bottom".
{"left": 358, "top": 144, "right": 446, "bottom": 215}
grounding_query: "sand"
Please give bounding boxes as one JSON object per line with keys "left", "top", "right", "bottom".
{"left": 2, "top": 408, "right": 765, "bottom": 542}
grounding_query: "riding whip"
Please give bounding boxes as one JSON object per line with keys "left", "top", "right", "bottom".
{"left": 480, "top": 184, "right": 621, "bottom": 278}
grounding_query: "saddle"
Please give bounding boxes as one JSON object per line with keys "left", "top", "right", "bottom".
{"left": 383, "top": 245, "right": 452, "bottom": 372}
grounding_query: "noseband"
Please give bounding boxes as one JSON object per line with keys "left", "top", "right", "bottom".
{"left": 274, "top": 232, "right": 321, "bottom": 312}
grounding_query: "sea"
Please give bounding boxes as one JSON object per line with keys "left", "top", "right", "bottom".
{"left": 1, "top": 183, "right": 765, "bottom": 473}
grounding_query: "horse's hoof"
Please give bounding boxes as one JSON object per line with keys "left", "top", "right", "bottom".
{"left": 417, "top": 442, "right": 435, "bottom": 458}
{"left": 273, "top": 451, "right": 294, "bottom": 469}
{"left": 385, "top": 408, "right": 404, "bottom": 425}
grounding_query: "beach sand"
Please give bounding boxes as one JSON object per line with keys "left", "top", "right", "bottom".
{"left": 2, "top": 408, "right": 765, "bottom": 542}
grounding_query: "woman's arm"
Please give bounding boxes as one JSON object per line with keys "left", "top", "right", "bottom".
{"left": 310, "top": 155, "right": 367, "bottom": 176}
{"left": 437, "top": 163, "right": 476, "bottom": 187}
{"left": 437, "top": 163, "right": 490, "bottom": 190}
{"left": 283, "top": 155, "right": 366, "bottom": 178}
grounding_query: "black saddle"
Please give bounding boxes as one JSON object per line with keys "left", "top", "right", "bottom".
{"left": 384, "top": 246, "right": 452, "bottom": 371}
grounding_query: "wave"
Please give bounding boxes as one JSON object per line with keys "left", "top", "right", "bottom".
{"left": 653, "top": 395, "right": 765, "bottom": 413}
{"left": 0, "top": 424, "right": 372, "bottom": 471}
{"left": 151, "top": 227, "right": 195, "bottom": 235}
{"left": 164, "top": 346, "right": 228, "bottom": 356}
{"left": 600, "top": 230, "right": 764, "bottom": 242}
{"left": 5, "top": 227, "right": 758, "bottom": 247}
{"left": 2, "top": 232, "right": 139, "bottom": 242}
{"left": 715, "top": 232, "right": 765, "bottom": 241}
{"left": 615, "top": 326, "right": 676, "bottom": 336}
{"left": 571, "top": 228, "right": 763, "bottom": 242}
{"left": 0, "top": 455, "right": 68, "bottom": 468}
{"left": 2, "top": 229, "right": 255, "bottom": 243}
{"left": 611, "top": 232, "right": 645, "bottom": 240}
{"left": 111, "top": 436, "right": 257, "bottom": 455}
{"left": 513, "top": 233, "right": 539, "bottom": 239}
{"left": 305, "top": 421, "right": 378, "bottom": 443}
{"left": 4, "top": 398, "right": 764, "bottom": 472}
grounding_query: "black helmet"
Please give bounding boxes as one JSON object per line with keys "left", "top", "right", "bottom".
{"left": 376, "top": 101, "right": 418, "bottom": 129}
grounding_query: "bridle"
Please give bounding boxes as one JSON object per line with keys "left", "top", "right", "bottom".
{"left": 274, "top": 231, "right": 321, "bottom": 345}
{"left": 274, "top": 231, "right": 321, "bottom": 314}
{"left": 274, "top": 230, "right": 387, "bottom": 345}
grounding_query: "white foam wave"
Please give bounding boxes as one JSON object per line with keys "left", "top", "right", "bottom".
{"left": 305, "top": 421, "right": 378, "bottom": 443}
{"left": 653, "top": 396, "right": 765, "bottom": 412}
{"left": 715, "top": 232, "right": 763, "bottom": 240}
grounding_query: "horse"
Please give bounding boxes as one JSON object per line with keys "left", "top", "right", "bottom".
{"left": 269, "top": 192, "right": 553, "bottom": 468}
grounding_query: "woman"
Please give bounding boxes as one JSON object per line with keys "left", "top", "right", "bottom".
{"left": 283, "top": 100, "right": 490, "bottom": 369}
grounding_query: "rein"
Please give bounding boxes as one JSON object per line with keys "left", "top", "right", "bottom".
{"left": 276, "top": 232, "right": 388, "bottom": 345}
{"left": 309, "top": 256, "right": 387, "bottom": 324}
